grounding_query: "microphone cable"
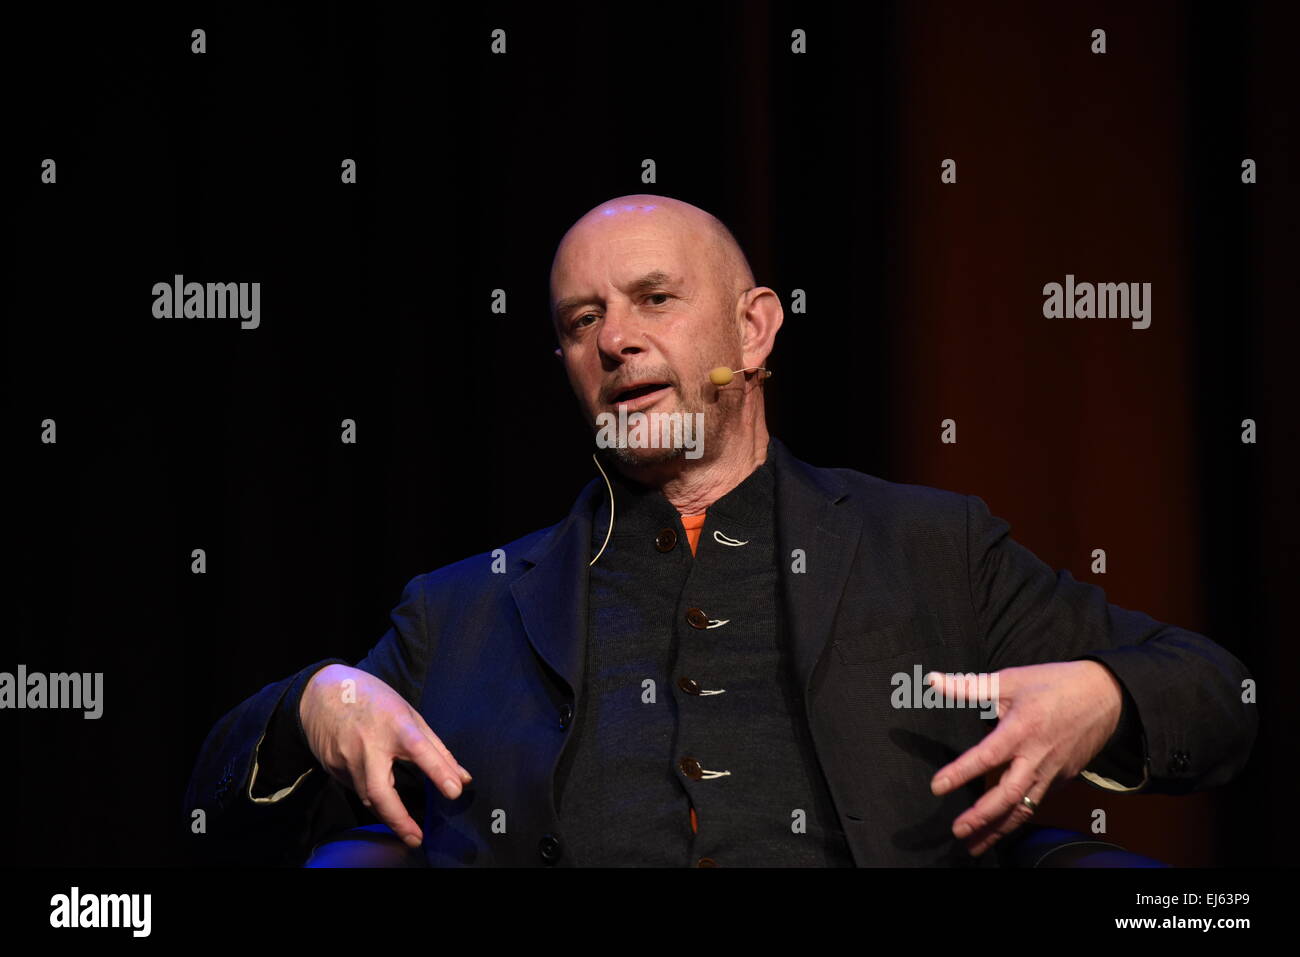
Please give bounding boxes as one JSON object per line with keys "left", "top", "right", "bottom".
{"left": 589, "top": 452, "right": 615, "bottom": 567}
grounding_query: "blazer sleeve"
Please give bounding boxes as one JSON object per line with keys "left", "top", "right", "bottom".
{"left": 964, "top": 493, "right": 1258, "bottom": 795}
{"left": 181, "top": 657, "right": 350, "bottom": 865}
{"left": 182, "top": 573, "right": 435, "bottom": 864}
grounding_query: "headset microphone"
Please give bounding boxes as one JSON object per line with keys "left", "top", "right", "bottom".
{"left": 708, "top": 365, "right": 772, "bottom": 386}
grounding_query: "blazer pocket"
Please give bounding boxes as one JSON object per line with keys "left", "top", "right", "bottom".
{"left": 834, "top": 613, "right": 945, "bottom": 665}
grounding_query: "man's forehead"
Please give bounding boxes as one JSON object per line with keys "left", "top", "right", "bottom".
{"left": 554, "top": 247, "right": 694, "bottom": 290}
{"left": 552, "top": 224, "right": 700, "bottom": 295}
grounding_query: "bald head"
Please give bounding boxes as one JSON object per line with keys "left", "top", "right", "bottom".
{"left": 548, "top": 192, "right": 782, "bottom": 490}
{"left": 549, "top": 194, "right": 754, "bottom": 326}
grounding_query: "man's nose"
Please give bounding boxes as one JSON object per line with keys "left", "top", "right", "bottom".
{"left": 595, "top": 301, "right": 648, "bottom": 361}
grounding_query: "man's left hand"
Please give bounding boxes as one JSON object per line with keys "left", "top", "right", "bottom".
{"left": 927, "top": 660, "right": 1124, "bottom": 857}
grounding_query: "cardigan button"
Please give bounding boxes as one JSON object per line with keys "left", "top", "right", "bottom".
{"left": 679, "top": 756, "right": 704, "bottom": 780}
{"left": 677, "top": 676, "right": 701, "bottom": 695}
{"left": 538, "top": 833, "right": 563, "bottom": 864}
{"left": 686, "top": 608, "right": 709, "bottom": 630}
{"left": 655, "top": 528, "right": 678, "bottom": 552}
{"left": 558, "top": 703, "right": 573, "bottom": 729}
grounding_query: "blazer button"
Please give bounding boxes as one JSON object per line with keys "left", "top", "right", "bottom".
{"left": 679, "top": 756, "right": 704, "bottom": 780}
{"left": 655, "top": 528, "right": 678, "bottom": 552}
{"left": 558, "top": 703, "right": 573, "bottom": 730}
{"left": 538, "top": 833, "right": 563, "bottom": 864}
{"left": 696, "top": 857, "right": 718, "bottom": 867}
{"left": 686, "top": 608, "right": 709, "bottom": 630}
{"left": 677, "top": 676, "right": 701, "bottom": 695}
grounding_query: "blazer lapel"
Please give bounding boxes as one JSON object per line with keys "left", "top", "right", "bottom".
{"left": 769, "top": 437, "right": 864, "bottom": 696}
{"left": 509, "top": 478, "right": 602, "bottom": 696}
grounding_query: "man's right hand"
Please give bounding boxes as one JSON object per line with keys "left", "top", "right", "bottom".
{"left": 299, "top": 664, "right": 471, "bottom": 848}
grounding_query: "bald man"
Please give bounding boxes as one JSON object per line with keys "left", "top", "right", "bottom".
{"left": 185, "top": 194, "right": 1257, "bottom": 867}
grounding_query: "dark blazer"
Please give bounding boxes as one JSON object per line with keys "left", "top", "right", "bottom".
{"left": 183, "top": 436, "right": 1258, "bottom": 866}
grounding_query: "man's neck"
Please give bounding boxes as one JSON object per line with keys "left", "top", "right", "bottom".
{"left": 614, "top": 422, "right": 771, "bottom": 516}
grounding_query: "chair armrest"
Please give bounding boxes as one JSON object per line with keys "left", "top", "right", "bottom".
{"left": 1004, "top": 825, "right": 1167, "bottom": 868}
{"left": 303, "top": 823, "right": 427, "bottom": 868}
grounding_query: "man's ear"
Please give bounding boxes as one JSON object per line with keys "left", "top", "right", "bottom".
{"left": 740, "top": 286, "right": 784, "bottom": 369}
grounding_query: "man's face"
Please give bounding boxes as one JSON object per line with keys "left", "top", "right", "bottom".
{"left": 550, "top": 205, "right": 742, "bottom": 468}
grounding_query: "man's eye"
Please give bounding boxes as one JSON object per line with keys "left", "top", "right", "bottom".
{"left": 571, "top": 296, "right": 667, "bottom": 330}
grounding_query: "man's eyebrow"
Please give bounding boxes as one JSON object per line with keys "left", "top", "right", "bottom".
{"left": 554, "top": 271, "right": 680, "bottom": 321}
{"left": 627, "top": 270, "right": 678, "bottom": 295}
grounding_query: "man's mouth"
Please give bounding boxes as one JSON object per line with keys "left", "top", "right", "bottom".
{"left": 605, "top": 381, "right": 674, "bottom": 412}
{"left": 612, "top": 382, "right": 671, "bottom": 403}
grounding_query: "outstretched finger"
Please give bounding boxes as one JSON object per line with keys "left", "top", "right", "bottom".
{"left": 952, "top": 753, "right": 1038, "bottom": 840}
{"left": 964, "top": 779, "right": 1049, "bottom": 857}
{"left": 931, "top": 718, "right": 1020, "bottom": 796}
{"left": 411, "top": 712, "right": 472, "bottom": 783}
{"left": 400, "top": 727, "right": 467, "bottom": 800}
{"left": 357, "top": 756, "right": 423, "bottom": 848}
